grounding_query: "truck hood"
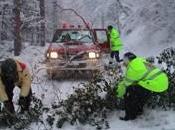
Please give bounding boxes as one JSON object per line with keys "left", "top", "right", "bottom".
{"left": 48, "top": 42, "right": 99, "bottom": 54}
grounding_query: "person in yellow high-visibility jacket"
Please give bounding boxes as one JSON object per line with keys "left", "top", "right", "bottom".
{"left": 115, "top": 52, "right": 169, "bottom": 121}
{"left": 107, "top": 25, "right": 123, "bottom": 64}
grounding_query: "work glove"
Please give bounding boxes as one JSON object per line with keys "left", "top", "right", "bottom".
{"left": 19, "top": 96, "right": 29, "bottom": 113}
{"left": 115, "top": 82, "right": 126, "bottom": 99}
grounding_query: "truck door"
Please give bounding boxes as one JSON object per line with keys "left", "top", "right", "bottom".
{"left": 94, "top": 29, "right": 110, "bottom": 53}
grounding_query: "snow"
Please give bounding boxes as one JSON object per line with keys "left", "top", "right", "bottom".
{"left": 0, "top": 44, "right": 173, "bottom": 130}
{"left": 1, "top": 0, "right": 175, "bottom": 130}
{"left": 122, "top": 25, "right": 175, "bottom": 57}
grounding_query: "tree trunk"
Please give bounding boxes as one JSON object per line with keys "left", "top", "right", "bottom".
{"left": 101, "top": 12, "right": 104, "bottom": 28}
{"left": 13, "top": 0, "right": 22, "bottom": 56}
{"left": 39, "top": 0, "right": 45, "bottom": 46}
{"left": 0, "top": 9, "right": 2, "bottom": 43}
{"left": 53, "top": 1, "right": 58, "bottom": 31}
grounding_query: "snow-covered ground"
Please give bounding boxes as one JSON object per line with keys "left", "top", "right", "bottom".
{"left": 1, "top": 0, "right": 175, "bottom": 129}
{"left": 0, "top": 44, "right": 173, "bottom": 130}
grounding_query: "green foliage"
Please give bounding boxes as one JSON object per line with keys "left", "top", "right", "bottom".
{"left": 45, "top": 71, "right": 123, "bottom": 129}
{"left": 44, "top": 48, "right": 175, "bottom": 129}
{"left": 146, "top": 47, "right": 175, "bottom": 109}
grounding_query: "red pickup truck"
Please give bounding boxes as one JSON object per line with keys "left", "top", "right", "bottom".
{"left": 45, "top": 24, "right": 110, "bottom": 79}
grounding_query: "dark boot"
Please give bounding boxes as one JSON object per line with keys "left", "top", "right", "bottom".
{"left": 119, "top": 115, "right": 136, "bottom": 121}
{"left": 109, "top": 61, "right": 113, "bottom": 64}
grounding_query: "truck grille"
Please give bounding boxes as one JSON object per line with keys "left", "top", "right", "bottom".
{"left": 60, "top": 53, "right": 88, "bottom": 61}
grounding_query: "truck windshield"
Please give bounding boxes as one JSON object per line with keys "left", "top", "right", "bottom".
{"left": 52, "top": 30, "right": 93, "bottom": 43}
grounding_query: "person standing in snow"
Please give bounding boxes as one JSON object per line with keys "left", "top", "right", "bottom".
{"left": 107, "top": 25, "right": 123, "bottom": 64}
{"left": 115, "top": 52, "right": 169, "bottom": 121}
{"left": 0, "top": 58, "right": 32, "bottom": 119}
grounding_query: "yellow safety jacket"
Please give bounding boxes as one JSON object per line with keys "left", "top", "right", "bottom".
{"left": 116, "top": 57, "right": 169, "bottom": 98}
{"left": 108, "top": 28, "right": 123, "bottom": 51}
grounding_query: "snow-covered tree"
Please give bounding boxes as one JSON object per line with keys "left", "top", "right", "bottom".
{"left": 13, "top": 0, "right": 22, "bottom": 56}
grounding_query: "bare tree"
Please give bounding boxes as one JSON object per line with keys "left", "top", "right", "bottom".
{"left": 53, "top": 0, "right": 58, "bottom": 31}
{"left": 115, "top": 0, "right": 131, "bottom": 34}
{"left": 13, "top": 0, "right": 22, "bottom": 56}
{"left": 55, "top": 4, "right": 90, "bottom": 29}
{"left": 0, "top": 7, "right": 2, "bottom": 43}
{"left": 39, "top": 0, "right": 45, "bottom": 46}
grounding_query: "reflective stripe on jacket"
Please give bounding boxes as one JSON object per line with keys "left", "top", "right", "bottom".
{"left": 116, "top": 57, "right": 169, "bottom": 98}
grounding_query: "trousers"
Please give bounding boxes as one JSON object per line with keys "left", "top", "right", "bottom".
{"left": 110, "top": 51, "right": 120, "bottom": 62}
{"left": 123, "top": 85, "right": 151, "bottom": 119}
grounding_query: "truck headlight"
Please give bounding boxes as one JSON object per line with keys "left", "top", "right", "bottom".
{"left": 46, "top": 53, "right": 50, "bottom": 58}
{"left": 50, "top": 52, "right": 58, "bottom": 59}
{"left": 88, "top": 52, "right": 99, "bottom": 59}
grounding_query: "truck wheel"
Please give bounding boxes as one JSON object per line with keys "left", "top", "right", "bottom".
{"left": 85, "top": 70, "right": 99, "bottom": 79}
{"left": 47, "top": 69, "right": 56, "bottom": 79}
